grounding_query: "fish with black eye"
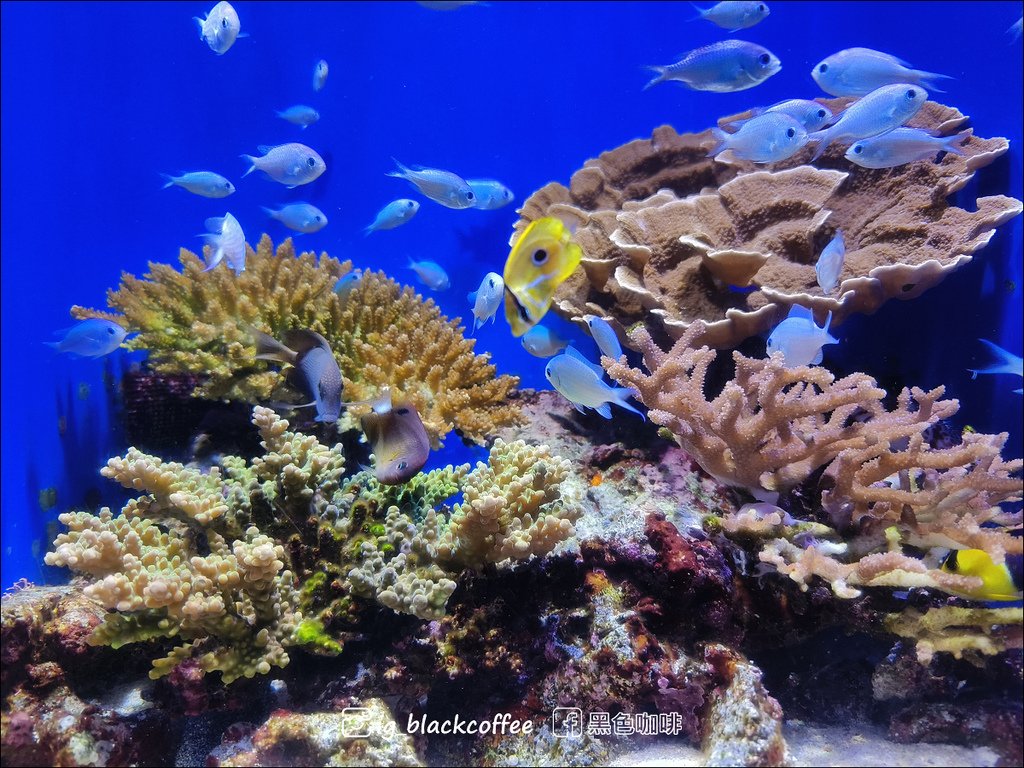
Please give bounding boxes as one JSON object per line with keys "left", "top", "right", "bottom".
{"left": 358, "top": 388, "right": 431, "bottom": 485}
{"left": 940, "top": 548, "right": 1024, "bottom": 603}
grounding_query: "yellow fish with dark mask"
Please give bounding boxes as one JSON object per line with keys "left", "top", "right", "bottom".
{"left": 940, "top": 548, "right": 1023, "bottom": 602}
{"left": 503, "top": 217, "right": 582, "bottom": 337}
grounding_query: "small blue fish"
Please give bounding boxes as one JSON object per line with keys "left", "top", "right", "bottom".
{"left": 691, "top": 1, "right": 769, "bottom": 32}
{"left": 969, "top": 339, "right": 1023, "bottom": 394}
{"left": 809, "top": 83, "right": 928, "bottom": 161}
{"left": 161, "top": 171, "right": 235, "bottom": 198}
{"left": 522, "top": 325, "right": 568, "bottom": 358}
{"left": 467, "top": 179, "right": 515, "bottom": 210}
{"left": 241, "top": 143, "right": 326, "bottom": 188}
{"left": 584, "top": 316, "right": 623, "bottom": 361}
{"left": 766, "top": 305, "right": 838, "bottom": 367}
{"left": 728, "top": 99, "right": 834, "bottom": 132}
{"left": 644, "top": 40, "right": 781, "bottom": 93}
{"left": 407, "top": 258, "right": 450, "bottom": 290}
{"left": 365, "top": 199, "right": 420, "bottom": 235}
{"left": 709, "top": 112, "right": 808, "bottom": 163}
{"left": 468, "top": 272, "right": 504, "bottom": 332}
{"left": 200, "top": 213, "right": 246, "bottom": 274}
{"left": 387, "top": 159, "right": 475, "bottom": 209}
{"left": 194, "top": 1, "right": 246, "bottom": 55}
{"left": 845, "top": 128, "right": 967, "bottom": 169}
{"left": 313, "top": 59, "right": 329, "bottom": 91}
{"left": 276, "top": 105, "right": 320, "bottom": 129}
{"left": 812, "top": 48, "right": 951, "bottom": 97}
{"left": 46, "top": 319, "right": 127, "bottom": 358}
{"left": 262, "top": 203, "right": 328, "bottom": 233}
{"left": 815, "top": 231, "right": 845, "bottom": 295}
{"left": 333, "top": 270, "right": 362, "bottom": 304}
{"left": 545, "top": 347, "right": 643, "bottom": 419}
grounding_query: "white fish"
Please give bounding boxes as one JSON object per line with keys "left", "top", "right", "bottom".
{"left": 766, "top": 305, "right": 838, "bottom": 367}
{"left": 692, "top": 1, "right": 770, "bottom": 31}
{"left": 365, "top": 199, "right": 420, "bottom": 235}
{"left": 407, "top": 258, "right": 450, "bottom": 290}
{"left": 845, "top": 128, "right": 968, "bottom": 169}
{"left": 262, "top": 203, "right": 328, "bottom": 233}
{"left": 584, "top": 315, "right": 623, "bottom": 360}
{"left": 194, "top": 1, "right": 245, "bottom": 55}
{"left": 161, "top": 171, "right": 235, "bottom": 198}
{"left": 276, "top": 105, "right": 320, "bottom": 129}
{"left": 200, "top": 212, "right": 246, "bottom": 275}
{"left": 709, "top": 112, "right": 808, "bottom": 163}
{"left": 241, "top": 143, "right": 326, "bottom": 188}
{"left": 466, "top": 179, "right": 515, "bottom": 210}
{"left": 522, "top": 325, "right": 568, "bottom": 358}
{"left": 45, "top": 319, "right": 128, "bottom": 358}
{"left": 333, "top": 270, "right": 362, "bottom": 304}
{"left": 812, "top": 47, "right": 950, "bottom": 97}
{"left": 545, "top": 347, "right": 643, "bottom": 419}
{"left": 313, "top": 59, "right": 329, "bottom": 91}
{"left": 387, "top": 159, "right": 475, "bottom": 209}
{"left": 467, "top": 272, "right": 504, "bottom": 332}
{"left": 969, "top": 339, "right": 1023, "bottom": 394}
{"left": 809, "top": 83, "right": 928, "bottom": 161}
{"left": 729, "top": 99, "right": 834, "bottom": 132}
{"left": 644, "top": 40, "right": 781, "bottom": 93}
{"left": 815, "top": 231, "right": 845, "bottom": 294}
{"left": 1011, "top": 17, "right": 1023, "bottom": 43}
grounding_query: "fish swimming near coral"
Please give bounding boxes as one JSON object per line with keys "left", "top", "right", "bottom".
{"left": 276, "top": 105, "right": 320, "bottom": 129}
{"left": 359, "top": 387, "right": 431, "bottom": 485}
{"left": 253, "top": 328, "right": 343, "bottom": 423}
{"left": 811, "top": 47, "right": 951, "bottom": 97}
{"left": 815, "top": 231, "right": 845, "bottom": 294}
{"left": 333, "top": 270, "right": 362, "bottom": 304}
{"left": 161, "top": 171, "right": 235, "bottom": 198}
{"left": 313, "top": 59, "right": 329, "bottom": 91}
{"left": 200, "top": 212, "right": 246, "bottom": 274}
{"left": 644, "top": 40, "right": 781, "bottom": 93}
{"left": 545, "top": 346, "right": 643, "bottom": 419}
{"left": 584, "top": 315, "right": 623, "bottom": 361}
{"left": 468, "top": 272, "right": 504, "bottom": 332}
{"left": 466, "top": 179, "right": 515, "bottom": 210}
{"left": 521, "top": 325, "right": 568, "bottom": 357}
{"left": 365, "top": 199, "right": 420, "bottom": 234}
{"left": 503, "top": 217, "right": 582, "bottom": 337}
{"left": 808, "top": 83, "right": 928, "bottom": 161}
{"left": 709, "top": 112, "right": 808, "bottom": 163}
{"left": 262, "top": 202, "right": 328, "bottom": 233}
{"left": 845, "top": 128, "right": 968, "bottom": 169}
{"left": 241, "top": 143, "right": 326, "bottom": 188}
{"left": 766, "top": 305, "right": 838, "bottom": 367}
{"left": 940, "top": 549, "right": 1024, "bottom": 602}
{"left": 45, "top": 319, "right": 127, "bottom": 358}
{"left": 408, "top": 258, "right": 450, "bottom": 290}
{"left": 968, "top": 339, "right": 1024, "bottom": 394}
{"left": 194, "top": 1, "right": 246, "bottom": 55}
{"left": 691, "top": 1, "right": 770, "bottom": 31}
{"left": 727, "top": 99, "right": 834, "bottom": 132}
{"left": 387, "top": 159, "right": 475, "bottom": 209}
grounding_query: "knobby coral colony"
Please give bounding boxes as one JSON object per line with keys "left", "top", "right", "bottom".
{"left": 71, "top": 234, "right": 522, "bottom": 445}
{"left": 44, "top": 407, "right": 582, "bottom": 681}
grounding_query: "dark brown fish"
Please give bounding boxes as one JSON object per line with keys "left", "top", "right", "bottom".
{"left": 253, "top": 328, "right": 342, "bottom": 422}
{"left": 360, "top": 392, "right": 431, "bottom": 485}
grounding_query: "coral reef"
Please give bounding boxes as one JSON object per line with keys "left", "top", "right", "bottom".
{"left": 883, "top": 606, "right": 1024, "bottom": 665}
{"left": 513, "top": 100, "right": 1022, "bottom": 348}
{"left": 72, "top": 235, "right": 522, "bottom": 444}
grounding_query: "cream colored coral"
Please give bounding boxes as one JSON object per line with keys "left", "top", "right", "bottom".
{"left": 884, "top": 606, "right": 1024, "bottom": 665}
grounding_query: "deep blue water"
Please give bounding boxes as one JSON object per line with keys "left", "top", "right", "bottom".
{"left": 2, "top": 1, "right": 1021, "bottom": 587}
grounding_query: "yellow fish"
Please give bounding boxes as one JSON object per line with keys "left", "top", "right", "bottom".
{"left": 503, "top": 217, "right": 582, "bottom": 337}
{"left": 940, "top": 549, "right": 1023, "bottom": 602}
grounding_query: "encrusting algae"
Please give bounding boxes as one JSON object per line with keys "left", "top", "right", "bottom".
{"left": 71, "top": 235, "right": 523, "bottom": 445}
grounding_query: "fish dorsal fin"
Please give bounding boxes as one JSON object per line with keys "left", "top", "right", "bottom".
{"left": 564, "top": 345, "right": 604, "bottom": 378}
{"left": 257, "top": 144, "right": 285, "bottom": 155}
{"left": 281, "top": 329, "right": 331, "bottom": 356}
{"left": 787, "top": 304, "right": 815, "bottom": 323}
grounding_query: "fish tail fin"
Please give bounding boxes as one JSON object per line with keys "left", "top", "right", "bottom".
{"left": 387, "top": 157, "right": 410, "bottom": 179}
{"left": 251, "top": 326, "right": 297, "bottom": 364}
{"left": 613, "top": 388, "right": 646, "bottom": 420}
{"left": 260, "top": 206, "right": 276, "bottom": 219}
{"left": 914, "top": 69, "right": 954, "bottom": 93}
{"left": 707, "top": 128, "right": 729, "bottom": 158}
{"left": 160, "top": 173, "right": 176, "bottom": 189}
{"left": 808, "top": 129, "right": 830, "bottom": 162}
{"left": 363, "top": 225, "right": 375, "bottom": 236}
{"left": 43, "top": 341, "right": 61, "bottom": 351}
{"left": 688, "top": 2, "right": 708, "bottom": 21}
{"left": 943, "top": 130, "right": 970, "bottom": 156}
{"left": 240, "top": 154, "right": 257, "bottom": 177}
{"left": 642, "top": 66, "right": 668, "bottom": 92}
{"left": 974, "top": 338, "right": 1023, "bottom": 375}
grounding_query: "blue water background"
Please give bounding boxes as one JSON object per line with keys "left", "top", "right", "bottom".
{"left": 2, "top": 1, "right": 1022, "bottom": 587}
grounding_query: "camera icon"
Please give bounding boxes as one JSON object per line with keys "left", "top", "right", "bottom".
{"left": 341, "top": 707, "right": 372, "bottom": 738}
{"left": 551, "top": 707, "right": 583, "bottom": 738}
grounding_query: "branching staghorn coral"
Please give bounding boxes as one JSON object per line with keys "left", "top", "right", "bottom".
{"left": 71, "top": 235, "right": 522, "bottom": 444}
{"left": 607, "top": 321, "right": 1023, "bottom": 600}
{"left": 46, "top": 409, "right": 582, "bottom": 677}
{"left": 514, "top": 100, "right": 1022, "bottom": 349}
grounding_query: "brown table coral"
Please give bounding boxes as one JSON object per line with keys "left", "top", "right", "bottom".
{"left": 72, "top": 235, "right": 522, "bottom": 445}
{"left": 514, "top": 100, "right": 1022, "bottom": 349}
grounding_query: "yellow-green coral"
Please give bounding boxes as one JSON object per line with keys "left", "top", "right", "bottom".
{"left": 884, "top": 606, "right": 1024, "bottom": 665}
{"left": 72, "top": 234, "right": 522, "bottom": 444}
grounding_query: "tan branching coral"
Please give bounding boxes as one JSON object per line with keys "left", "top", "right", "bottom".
{"left": 884, "top": 606, "right": 1024, "bottom": 665}
{"left": 71, "top": 235, "right": 521, "bottom": 444}
{"left": 514, "top": 100, "right": 1022, "bottom": 348}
